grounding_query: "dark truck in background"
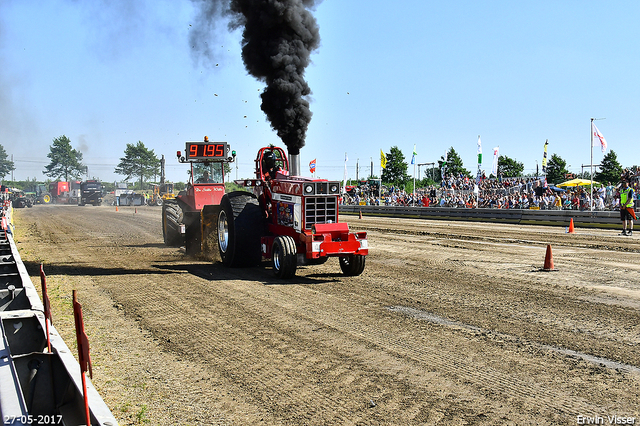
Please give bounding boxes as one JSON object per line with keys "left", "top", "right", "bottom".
{"left": 79, "top": 180, "right": 103, "bottom": 206}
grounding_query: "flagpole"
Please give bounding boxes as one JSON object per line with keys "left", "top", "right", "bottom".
{"left": 477, "top": 136, "right": 482, "bottom": 208}
{"left": 343, "top": 152, "right": 347, "bottom": 195}
{"left": 380, "top": 149, "right": 387, "bottom": 203}
{"left": 413, "top": 164, "right": 416, "bottom": 206}
{"left": 590, "top": 118, "right": 594, "bottom": 211}
{"left": 590, "top": 118, "right": 606, "bottom": 211}
{"left": 413, "top": 145, "right": 416, "bottom": 206}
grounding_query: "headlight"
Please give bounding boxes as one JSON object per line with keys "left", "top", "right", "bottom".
{"left": 330, "top": 184, "right": 339, "bottom": 193}
{"left": 304, "top": 184, "right": 314, "bottom": 194}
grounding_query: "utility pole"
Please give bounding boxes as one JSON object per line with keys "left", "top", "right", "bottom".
{"left": 160, "top": 155, "right": 165, "bottom": 184}
{"left": 356, "top": 158, "right": 359, "bottom": 180}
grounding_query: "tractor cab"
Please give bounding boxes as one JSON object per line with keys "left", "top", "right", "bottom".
{"left": 180, "top": 160, "right": 226, "bottom": 211}
{"left": 160, "top": 182, "right": 174, "bottom": 195}
{"left": 163, "top": 137, "right": 236, "bottom": 255}
{"left": 175, "top": 138, "right": 233, "bottom": 211}
{"left": 255, "top": 146, "right": 289, "bottom": 181}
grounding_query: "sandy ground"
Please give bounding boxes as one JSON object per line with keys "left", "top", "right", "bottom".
{"left": 12, "top": 204, "right": 640, "bottom": 425}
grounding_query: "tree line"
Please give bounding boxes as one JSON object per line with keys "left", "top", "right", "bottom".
{"left": 377, "top": 146, "right": 628, "bottom": 192}
{"left": 0, "top": 136, "right": 629, "bottom": 191}
{"left": 0, "top": 135, "right": 162, "bottom": 186}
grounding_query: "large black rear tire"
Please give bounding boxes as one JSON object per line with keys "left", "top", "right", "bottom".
{"left": 162, "top": 199, "right": 184, "bottom": 247}
{"left": 272, "top": 235, "right": 297, "bottom": 279}
{"left": 339, "top": 255, "right": 366, "bottom": 276}
{"left": 217, "top": 192, "right": 262, "bottom": 267}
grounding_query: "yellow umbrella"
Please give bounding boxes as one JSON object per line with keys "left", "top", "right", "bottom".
{"left": 557, "top": 178, "right": 599, "bottom": 187}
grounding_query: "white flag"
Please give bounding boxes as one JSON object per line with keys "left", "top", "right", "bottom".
{"left": 592, "top": 123, "right": 608, "bottom": 153}
{"left": 491, "top": 147, "right": 499, "bottom": 176}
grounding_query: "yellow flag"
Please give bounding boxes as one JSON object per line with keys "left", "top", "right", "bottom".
{"left": 380, "top": 149, "right": 387, "bottom": 169}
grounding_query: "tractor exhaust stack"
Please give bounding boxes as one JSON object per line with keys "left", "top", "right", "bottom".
{"left": 289, "top": 153, "right": 301, "bottom": 177}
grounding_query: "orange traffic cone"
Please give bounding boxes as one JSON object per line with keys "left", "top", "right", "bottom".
{"left": 115, "top": 206, "right": 119, "bottom": 212}
{"left": 568, "top": 218, "right": 575, "bottom": 234}
{"left": 543, "top": 244, "right": 555, "bottom": 271}
{"left": 359, "top": 210, "right": 363, "bottom": 219}
{"left": 135, "top": 208, "right": 137, "bottom": 214}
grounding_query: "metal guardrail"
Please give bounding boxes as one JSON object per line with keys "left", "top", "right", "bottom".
{"left": 340, "top": 205, "right": 622, "bottom": 229}
{"left": 0, "top": 203, "right": 119, "bottom": 426}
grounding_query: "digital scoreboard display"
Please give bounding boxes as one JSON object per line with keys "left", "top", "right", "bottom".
{"left": 185, "top": 142, "right": 228, "bottom": 160}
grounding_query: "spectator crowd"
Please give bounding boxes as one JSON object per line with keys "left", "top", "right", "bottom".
{"left": 342, "top": 173, "right": 639, "bottom": 211}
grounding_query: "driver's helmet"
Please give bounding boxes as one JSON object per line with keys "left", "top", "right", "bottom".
{"left": 263, "top": 150, "right": 277, "bottom": 171}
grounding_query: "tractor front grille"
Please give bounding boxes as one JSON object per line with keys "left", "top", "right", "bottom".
{"left": 304, "top": 196, "right": 338, "bottom": 229}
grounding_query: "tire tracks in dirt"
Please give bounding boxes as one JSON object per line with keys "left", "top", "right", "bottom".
{"left": 13, "top": 206, "right": 640, "bottom": 425}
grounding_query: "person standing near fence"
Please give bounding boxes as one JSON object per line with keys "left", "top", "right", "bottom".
{"left": 619, "top": 180, "right": 635, "bottom": 236}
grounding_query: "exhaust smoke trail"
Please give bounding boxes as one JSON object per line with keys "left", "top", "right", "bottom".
{"left": 191, "top": 0, "right": 321, "bottom": 155}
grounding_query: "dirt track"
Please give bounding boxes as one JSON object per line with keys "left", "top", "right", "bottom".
{"left": 13, "top": 204, "right": 640, "bottom": 425}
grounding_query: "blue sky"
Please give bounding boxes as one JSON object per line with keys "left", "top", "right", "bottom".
{"left": 1, "top": 0, "right": 638, "bottom": 184}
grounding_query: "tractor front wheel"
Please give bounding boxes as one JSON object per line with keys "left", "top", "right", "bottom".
{"left": 339, "top": 255, "right": 366, "bottom": 276}
{"left": 217, "top": 192, "right": 262, "bottom": 267}
{"left": 272, "top": 235, "right": 297, "bottom": 279}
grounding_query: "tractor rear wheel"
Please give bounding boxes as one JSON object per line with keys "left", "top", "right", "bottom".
{"left": 162, "top": 199, "right": 184, "bottom": 247}
{"left": 272, "top": 235, "right": 297, "bottom": 279}
{"left": 217, "top": 192, "right": 262, "bottom": 267}
{"left": 339, "top": 255, "right": 366, "bottom": 276}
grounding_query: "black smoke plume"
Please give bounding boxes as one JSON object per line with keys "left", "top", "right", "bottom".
{"left": 191, "top": 0, "right": 321, "bottom": 155}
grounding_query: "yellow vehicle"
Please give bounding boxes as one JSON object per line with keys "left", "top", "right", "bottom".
{"left": 148, "top": 183, "right": 175, "bottom": 206}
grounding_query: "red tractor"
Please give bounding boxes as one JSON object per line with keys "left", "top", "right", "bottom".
{"left": 163, "top": 138, "right": 368, "bottom": 278}
{"left": 162, "top": 138, "right": 234, "bottom": 255}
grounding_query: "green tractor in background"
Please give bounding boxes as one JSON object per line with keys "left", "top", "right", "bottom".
{"left": 24, "top": 183, "right": 53, "bottom": 204}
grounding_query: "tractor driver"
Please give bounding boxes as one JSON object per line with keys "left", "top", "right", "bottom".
{"left": 262, "top": 150, "right": 280, "bottom": 180}
{"left": 196, "top": 171, "right": 213, "bottom": 184}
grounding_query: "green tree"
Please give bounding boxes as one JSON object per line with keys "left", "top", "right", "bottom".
{"left": 438, "top": 147, "right": 470, "bottom": 178}
{"left": 115, "top": 141, "right": 160, "bottom": 187}
{"left": 497, "top": 155, "right": 524, "bottom": 178}
{"left": 43, "top": 135, "right": 85, "bottom": 182}
{"left": 381, "top": 146, "right": 409, "bottom": 187}
{"left": 545, "top": 153, "right": 569, "bottom": 184}
{"left": 594, "top": 150, "right": 623, "bottom": 185}
{"left": 0, "top": 144, "right": 15, "bottom": 179}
